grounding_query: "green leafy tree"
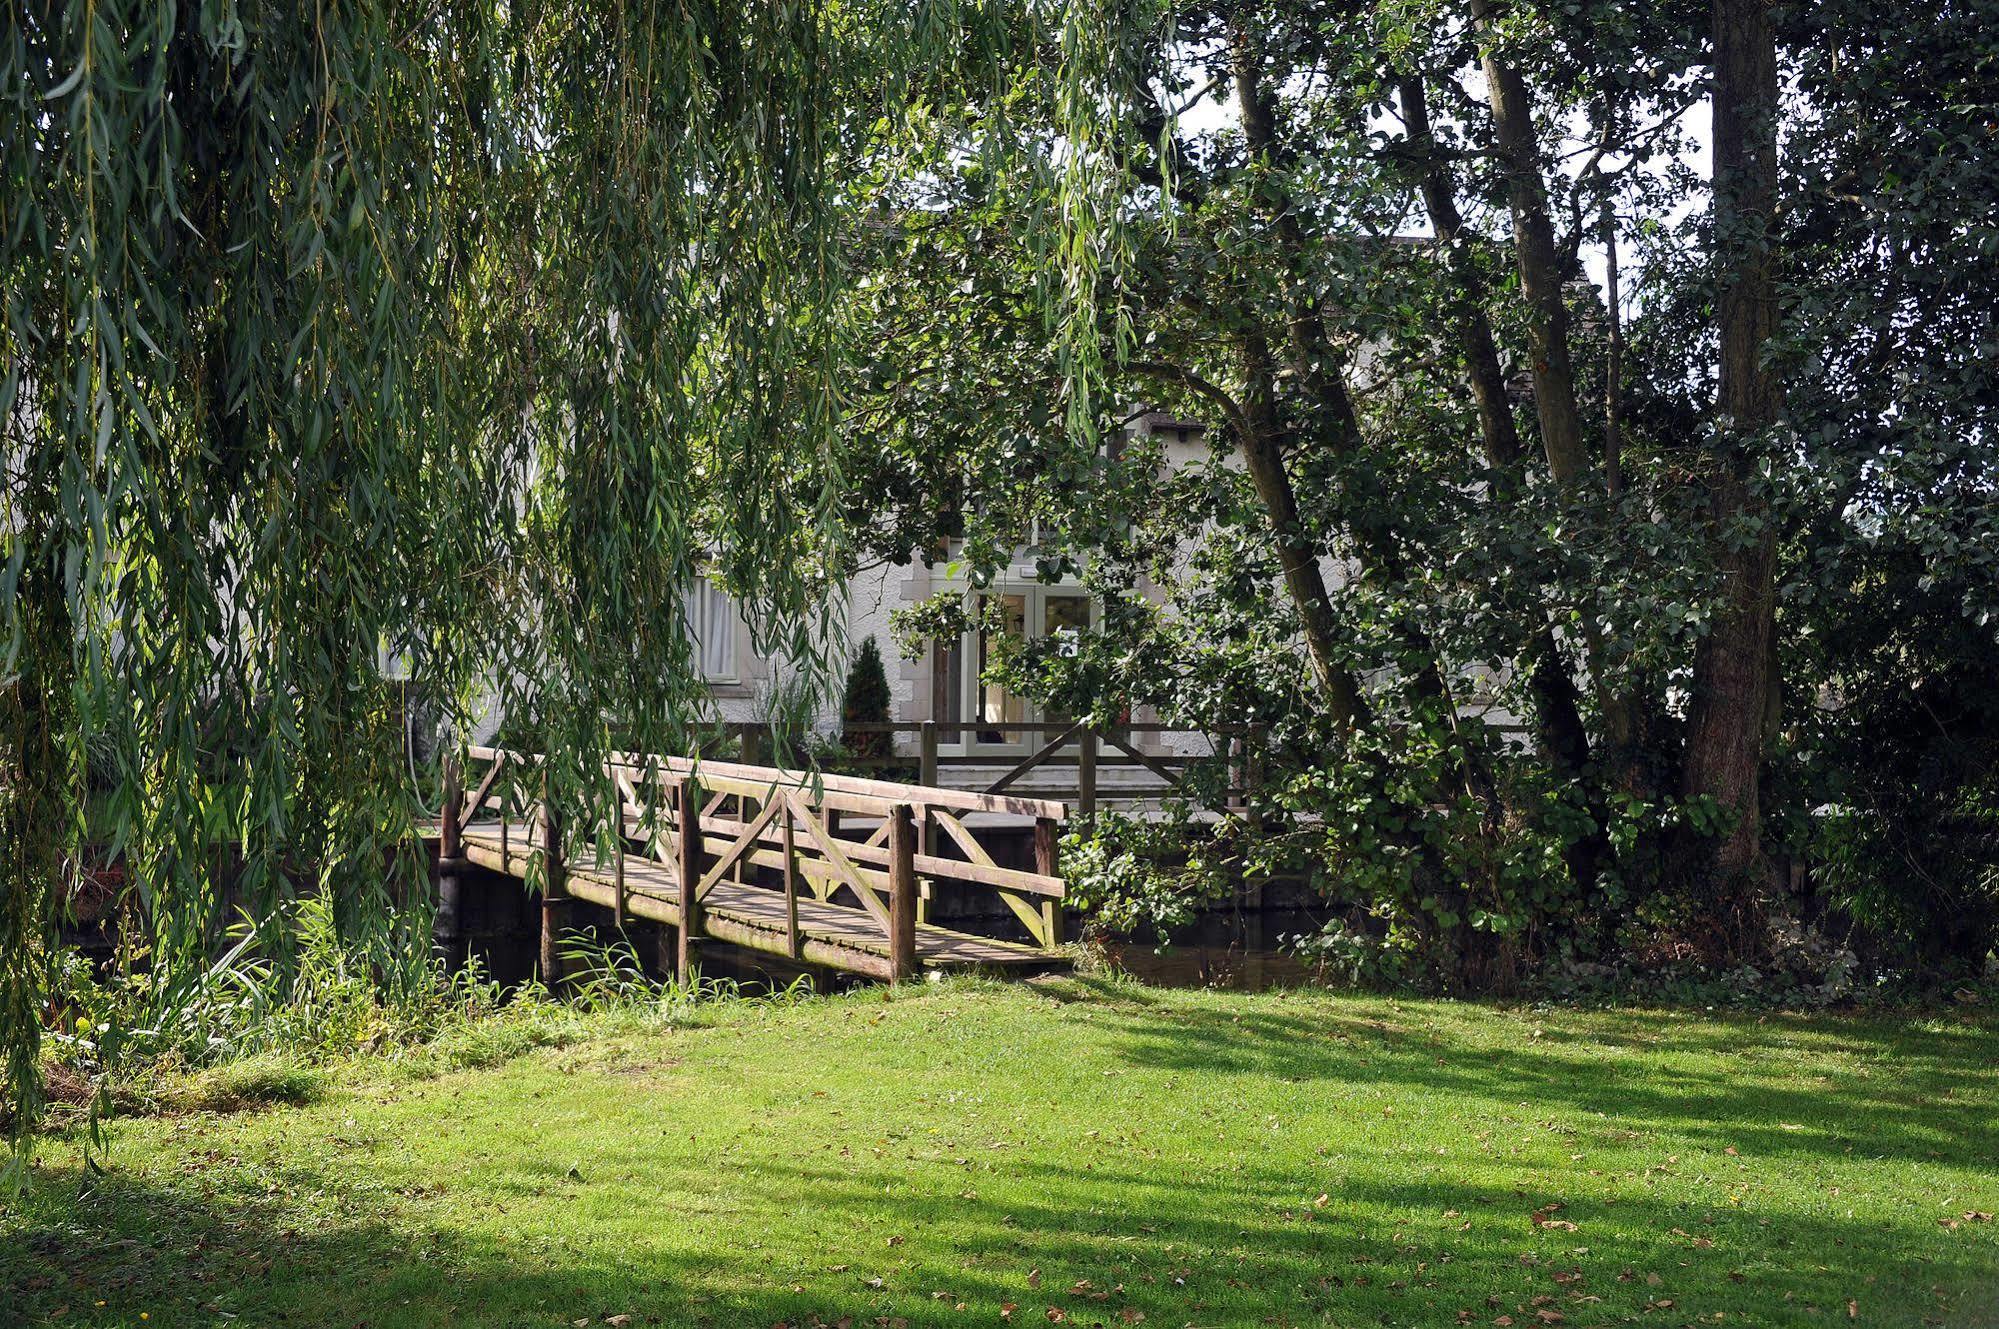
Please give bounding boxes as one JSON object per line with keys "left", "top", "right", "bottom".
{"left": 0, "top": 0, "right": 1142, "bottom": 1160}
{"left": 844, "top": 0, "right": 1998, "bottom": 985}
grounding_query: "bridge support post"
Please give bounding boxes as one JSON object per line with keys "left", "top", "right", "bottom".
{"left": 676, "top": 780, "right": 702, "bottom": 982}
{"left": 919, "top": 720, "right": 939, "bottom": 787}
{"left": 1077, "top": 729, "right": 1098, "bottom": 819}
{"left": 435, "top": 753, "right": 464, "bottom": 962}
{"left": 916, "top": 722, "right": 939, "bottom": 924}
{"left": 538, "top": 776, "right": 568, "bottom": 989}
{"left": 888, "top": 802, "right": 918, "bottom": 982}
{"left": 1033, "top": 815, "right": 1063, "bottom": 948}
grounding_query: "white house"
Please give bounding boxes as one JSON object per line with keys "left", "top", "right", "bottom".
{"left": 690, "top": 410, "right": 1222, "bottom": 781}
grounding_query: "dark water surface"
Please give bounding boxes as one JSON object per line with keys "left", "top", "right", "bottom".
{"left": 1092, "top": 906, "right": 1336, "bottom": 992}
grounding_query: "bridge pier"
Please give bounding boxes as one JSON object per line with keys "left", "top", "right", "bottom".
{"left": 435, "top": 754, "right": 466, "bottom": 966}
{"left": 675, "top": 780, "right": 701, "bottom": 982}
{"left": 538, "top": 782, "right": 569, "bottom": 988}
{"left": 888, "top": 803, "right": 917, "bottom": 982}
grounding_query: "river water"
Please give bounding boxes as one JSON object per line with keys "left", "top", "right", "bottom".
{"left": 1090, "top": 906, "right": 1338, "bottom": 991}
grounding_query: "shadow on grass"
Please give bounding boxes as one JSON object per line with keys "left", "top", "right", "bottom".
{"left": 1046, "top": 982, "right": 1999, "bottom": 1168}
{"left": 5, "top": 1126, "right": 1993, "bottom": 1327}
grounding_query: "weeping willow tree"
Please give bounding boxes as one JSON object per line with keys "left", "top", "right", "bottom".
{"left": 0, "top": 0, "right": 1146, "bottom": 1161}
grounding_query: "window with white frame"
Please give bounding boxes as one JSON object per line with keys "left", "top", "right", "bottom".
{"left": 942, "top": 585, "right": 1093, "bottom": 751}
{"left": 688, "top": 576, "right": 738, "bottom": 682}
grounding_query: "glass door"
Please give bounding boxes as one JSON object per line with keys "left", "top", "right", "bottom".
{"left": 972, "top": 593, "right": 1029, "bottom": 750}
{"left": 956, "top": 588, "right": 1093, "bottom": 754}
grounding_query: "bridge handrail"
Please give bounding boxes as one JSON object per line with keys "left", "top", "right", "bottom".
{"left": 457, "top": 745, "right": 1069, "bottom": 822}
{"left": 618, "top": 751, "right": 1068, "bottom": 822}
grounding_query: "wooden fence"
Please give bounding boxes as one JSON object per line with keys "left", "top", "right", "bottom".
{"left": 717, "top": 720, "right": 1265, "bottom": 815}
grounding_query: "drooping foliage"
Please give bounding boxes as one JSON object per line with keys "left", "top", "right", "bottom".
{"left": 845, "top": 0, "right": 1999, "bottom": 988}
{"left": 0, "top": 0, "right": 1150, "bottom": 1159}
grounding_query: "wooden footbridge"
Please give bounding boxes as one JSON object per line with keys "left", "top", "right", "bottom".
{"left": 428, "top": 747, "right": 1071, "bottom": 985}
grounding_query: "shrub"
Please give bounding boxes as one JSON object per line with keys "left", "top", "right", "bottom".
{"left": 841, "top": 636, "right": 894, "bottom": 767}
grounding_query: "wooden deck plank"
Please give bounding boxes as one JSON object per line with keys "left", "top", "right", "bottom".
{"left": 451, "top": 827, "right": 1065, "bottom": 975}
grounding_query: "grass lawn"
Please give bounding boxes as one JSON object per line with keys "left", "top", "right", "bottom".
{"left": 4, "top": 977, "right": 1996, "bottom": 1328}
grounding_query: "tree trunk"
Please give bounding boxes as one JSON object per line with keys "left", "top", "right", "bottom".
{"left": 1467, "top": 2, "right": 1638, "bottom": 755}
{"left": 1230, "top": 28, "right": 1475, "bottom": 742}
{"left": 1235, "top": 336, "right": 1368, "bottom": 731}
{"left": 1235, "top": 30, "right": 1503, "bottom": 982}
{"left": 1209, "top": 30, "right": 1380, "bottom": 730}
{"left": 1681, "top": 0, "right": 1782, "bottom": 942}
{"left": 1397, "top": 76, "right": 1594, "bottom": 782}
{"left": 1127, "top": 353, "right": 1365, "bottom": 730}
{"left": 1468, "top": 0, "right": 1589, "bottom": 488}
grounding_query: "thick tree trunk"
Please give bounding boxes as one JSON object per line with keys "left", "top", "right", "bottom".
{"left": 1235, "top": 341, "right": 1367, "bottom": 731}
{"left": 1468, "top": 0, "right": 1588, "bottom": 488}
{"left": 1397, "top": 77, "right": 1593, "bottom": 781}
{"left": 1681, "top": 0, "right": 1782, "bottom": 937}
{"left": 1467, "top": 2, "right": 1638, "bottom": 755}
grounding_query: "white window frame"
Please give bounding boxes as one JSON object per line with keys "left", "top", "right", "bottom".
{"left": 942, "top": 583, "right": 1094, "bottom": 756}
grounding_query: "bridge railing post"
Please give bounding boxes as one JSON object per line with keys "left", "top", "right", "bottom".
{"left": 782, "top": 811, "right": 801, "bottom": 958}
{"left": 919, "top": 720, "right": 939, "bottom": 787}
{"left": 1077, "top": 728, "right": 1098, "bottom": 819}
{"left": 917, "top": 721, "right": 939, "bottom": 924}
{"left": 538, "top": 769, "right": 568, "bottom": 989}
{"left": 436, "top": 753, "right": 463, "bottom": 957}
{"left": 612, "top": 802, "right": 628, "bottom": 932}
{"left": 1033, "top": 814, "right": 1062, "bottom": 949}
{"left": 498, "top": 758, "right": 511, "bottom": 863}
{"left": 676, "top": 778, "right": 702, "bottom": 982}
{"left": 888, "top": 801, "right": 918, "bottom": 982}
